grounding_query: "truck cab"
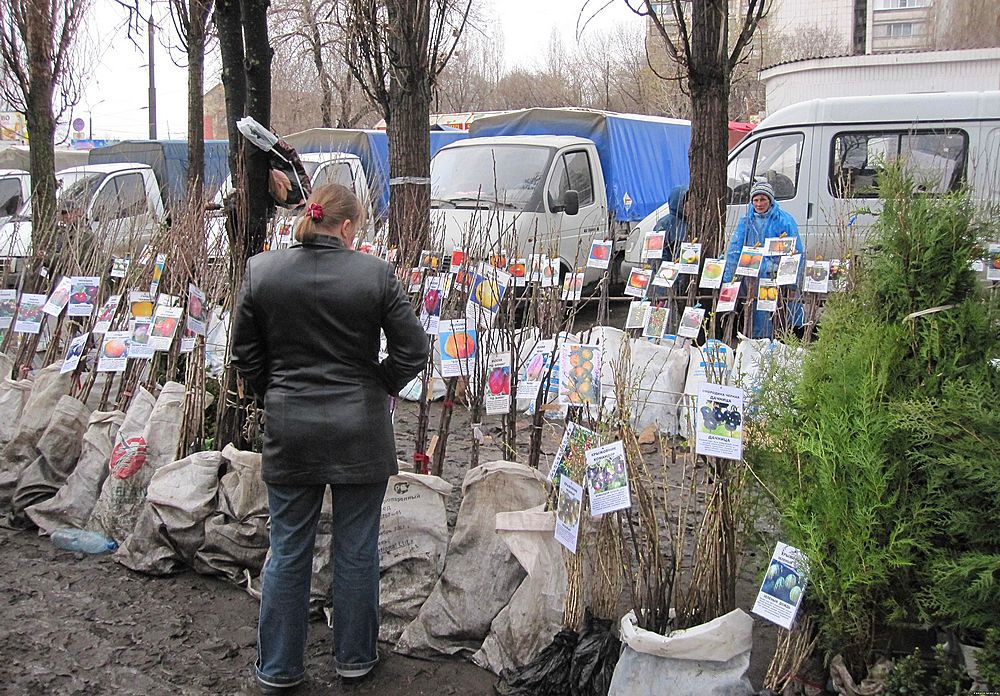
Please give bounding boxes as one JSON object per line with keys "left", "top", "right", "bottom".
{"left": 0, "top": 163, "right": 165, "bottom": 279}
{"left": 430, "top": 135, "right": 608, "bottom": 280}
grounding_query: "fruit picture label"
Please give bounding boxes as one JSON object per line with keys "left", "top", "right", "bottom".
{"left": 752, "top": 542, "right": 808, "bottom": 630}
{"left": 695, "top": 382, "right": 744, "bottom": 461}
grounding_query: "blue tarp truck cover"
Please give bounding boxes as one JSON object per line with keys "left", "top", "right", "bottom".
{"left": 283, "top": 128, "right": 468, "bottom": 219}
{"left": 87, "top": 140, "right": 230, "bottom": 208}
{"left": 469, "top": 108, "right": 691, "bottom": 223}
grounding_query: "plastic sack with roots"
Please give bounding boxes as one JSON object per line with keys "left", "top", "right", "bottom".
{"left": 87, "top": 382, "right": 186, "bottom": 543}
{"left": 607, "top": 609, "right": 754, "bottom": 696}
{"left": 395, "top": 460, "right": 548, "bottom": 657}
{"left": 7, "top": 395, "right": 91, "bottom": 525}
{"left": 192, "top": 445, "right": 269, "bottom": 582}
{"left": 25, "top": 408, "right": 128, "bottom": 534}
{"left": 472, "top": 506, "right": 567, "bottom": 675}
{"left": 0, "top": 364, "right": 72, "bottom": 504}
{"left": 0, "top": 377, "right": 32, "bottom": 446}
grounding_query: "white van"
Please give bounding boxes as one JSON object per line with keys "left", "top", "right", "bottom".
{"left": 627, "top": 91, "right": 1000, "bottom": 262}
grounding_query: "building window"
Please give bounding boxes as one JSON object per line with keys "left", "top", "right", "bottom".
{"left": 878, "top": 21, "right": 919, "bottom": 37}
{"left": 877, "top": 0, "right": 925, "bottom": 8}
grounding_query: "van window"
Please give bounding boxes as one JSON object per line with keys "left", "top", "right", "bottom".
{"left": 548, "top": 150, "right": 595, "bottom": 210}
{"left": 829, "top": 129, "right": 967, "bottom": 198}
{"left": 726, "top": 133, "right": 804, "bottom": 204}
{"left": 0, "top": 178, "right": 22, "bottom": 216}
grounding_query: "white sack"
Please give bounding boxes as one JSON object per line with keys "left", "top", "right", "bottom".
{"left": 622, "top": 337, "right": 689, "bottom": 437}
{"left": 472, "top": 506, "right": 567, "bottom": 675}
{"left": 87, "top": 382, "right": 185, "bottom": 543}
{"left": 115, "top": 450, "right": 223, "bottom": 575}
{"left": 25, "top": 409, "right": 125, "bottom": 534}
{"left": 395, "top": 460, "right": 548, "bottom": 657}
{"left": 608, "top": 609, "right": 754, "bottom": 696}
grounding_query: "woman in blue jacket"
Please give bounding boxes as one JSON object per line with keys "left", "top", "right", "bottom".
{"left": 721, "top": 181, "right": 804, "bottom": 337}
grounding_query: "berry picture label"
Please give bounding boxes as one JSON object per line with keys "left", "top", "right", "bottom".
{"left": 67, "top": 276, "right": 100, "bottom": 317}
{"left": 643, "top": 306, "right": 669, "bottom": 340}
{"left": 804, "top": 260, "right": 831, "bottom": 293}
{"left": 752, "top": 542, "right": 808, "bottom": 630}
{"left": 584, "top": 440, "right": 632, "bottom": 517}
{"left": 0, "top": 289, "right": 15, "bottom": 330}
{"left": 60, "top": 333, "right": 89, "bottom": 375}
{"left": 548, "top": 421, "right": 600, "bottom": 488}
{"left": 695, "top": 382, "right": 744, "bottom": 461}
{"left": 13, "top": 293, "right": 46, "bottom": 334}
{"left": 554, "top": 475, "right": 584, "bottom": 554}
{"left": 776, "top": 254, "right": 801, "bottom": 286}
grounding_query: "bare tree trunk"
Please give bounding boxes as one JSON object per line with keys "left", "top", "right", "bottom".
{"left": 214, "top": 0, "right": 246, "bottom": 178}
{"left": 303, "top": 0, "right": 334, "bottom": 128}
{"left": 24, "top": 0, "right": 58, "bottom": 288}
{"left": 186, "top": 0, "right": 211, "bottom": 208}
{"left": 686, "top": 0, "right": 729, "bottom": 259}
{"left": 385, "top": 0, "right": 431, "bottom": 265}
{"left": 241, "top": 0, "right": 273, "bottom": 257}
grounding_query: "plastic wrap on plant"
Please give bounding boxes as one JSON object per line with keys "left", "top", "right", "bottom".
{"left": 496, "top": 628, "right": 579, "bottom": 696}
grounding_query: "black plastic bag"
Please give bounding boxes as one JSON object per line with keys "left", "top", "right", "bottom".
{"left": 571, "top": 612, "right": 621, "bottom": 696}
{"left": 497, "top": 629, "right": 579, "bottom": 696}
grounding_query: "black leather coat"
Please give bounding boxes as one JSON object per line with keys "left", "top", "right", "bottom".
{"left": 231, "top": 235, "right": 428, "bottom": 485}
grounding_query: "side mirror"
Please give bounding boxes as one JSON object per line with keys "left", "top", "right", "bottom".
{"left": 563, "top": 189, "right": 579, "bottom": 216}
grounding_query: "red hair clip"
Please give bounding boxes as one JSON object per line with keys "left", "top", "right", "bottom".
{"left": 306, "top": 203, "right": 324, "bottom": 221}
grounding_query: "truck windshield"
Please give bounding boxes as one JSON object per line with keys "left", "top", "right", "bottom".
{"left": 56, "top": 172, "right": 107, "bottom": 213}
{"left": 431, "top": 145, "right": 553, "bottom": 211}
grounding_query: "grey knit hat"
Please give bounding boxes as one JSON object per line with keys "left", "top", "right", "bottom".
{"left": 749, "top": 180, "right": 775, "bottom": 202}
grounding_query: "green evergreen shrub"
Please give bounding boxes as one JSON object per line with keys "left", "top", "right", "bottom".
{"left": 747, "top": 165, "right": 1000, "bottom": 672}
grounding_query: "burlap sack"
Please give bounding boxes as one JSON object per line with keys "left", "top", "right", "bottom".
{"left": 0, "top": 378, "right": 32, "bottom": 445}
{"left": 192, "top": 445, "right": 269, "bottom": 581}
{"left": 115, "top": 450, "right": 223, "bottom": 575}
{"left": 25, "top": 409, "right": 126, "bottom": 534}
{"left": 0, "top": 364, "right": 71, "bottom": 504}
{"left": 395, "top": 460, "right": 548, "bottom": 657}
{"left": 87, "top": 382, "right": 185, "bottom": 543}
{"left": 8, "top": 395, "right": 91, "bottom": 523}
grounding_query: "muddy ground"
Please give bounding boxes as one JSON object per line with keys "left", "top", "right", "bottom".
{"left": 0, "top": 297, "right": 778, "bottom": 695}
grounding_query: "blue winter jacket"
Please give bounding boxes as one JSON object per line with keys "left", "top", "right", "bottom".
{"left": 653, "top": 186, "right": 689, "bottom": 262}
{"left": 722, "top": 198, "right": 804, "bottom": 337}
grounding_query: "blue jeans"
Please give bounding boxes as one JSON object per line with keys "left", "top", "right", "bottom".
{"left": 256, "top": 481, "right": 387, "bottom": 687}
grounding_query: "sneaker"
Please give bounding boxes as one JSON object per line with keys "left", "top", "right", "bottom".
{"left": 336, "top": 664, "right": 374, "bottom": 680}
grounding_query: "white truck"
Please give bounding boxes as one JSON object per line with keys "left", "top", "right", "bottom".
{"left": 627, "top": 90, "right": 1000, "bottom": 260}
{"left": 429, "top": 108, "right": 691, "bottom": 283}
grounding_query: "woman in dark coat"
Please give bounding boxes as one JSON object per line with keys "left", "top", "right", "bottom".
{"left": 231, "top": 183, "right": 428, "bottom": 692}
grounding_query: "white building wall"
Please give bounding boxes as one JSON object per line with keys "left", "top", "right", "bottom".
{"left": 760, "top": 48, "right": 1000, "bottom": 114}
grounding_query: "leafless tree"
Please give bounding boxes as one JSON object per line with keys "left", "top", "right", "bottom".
{"left": 270, "top": 0, "right": 373, "bottom": 128}
{"left": 337, "top": 0, "right": 472, "bottom": 262}
{"left": 0, "top": 0, "right": 90, "bottom": 274}
{"left": 169, "top": 0, "right": 215, "bottom": 209}
{"left": 621, "top": 0, "right": 768, "bottom": 258}
{"left": 932, "top": 0, "right": 1000, "bottom": 50}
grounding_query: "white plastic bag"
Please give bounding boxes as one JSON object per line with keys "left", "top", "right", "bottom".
{"left": 608, "top": 609, "right": 754, "bottom": 696}
{"left": 472, "top": 506, "right": 567, "bottom": 675}
{"left": 395, "top": 460, "right": 549, "bottom": 657}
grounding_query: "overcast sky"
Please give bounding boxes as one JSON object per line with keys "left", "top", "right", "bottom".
{"left": 77, "top": 0, "right": 643, "bottom": 141}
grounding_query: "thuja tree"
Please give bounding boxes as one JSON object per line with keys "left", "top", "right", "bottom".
{"left": 747, "top": 165, "right": 1000, "bottom": 672}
